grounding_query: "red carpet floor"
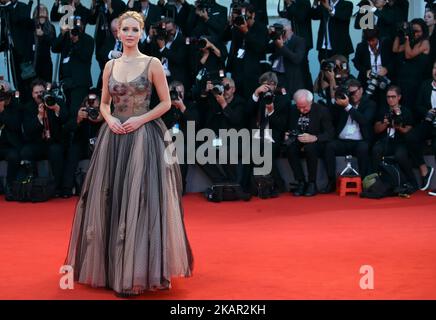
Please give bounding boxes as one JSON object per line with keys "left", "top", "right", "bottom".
{"left": 0, "top": 192, "right": 435, "bottom": 300}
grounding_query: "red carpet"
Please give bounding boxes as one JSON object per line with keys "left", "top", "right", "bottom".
{"left": 0, "top": 192, "right": 435, "bottom": 300}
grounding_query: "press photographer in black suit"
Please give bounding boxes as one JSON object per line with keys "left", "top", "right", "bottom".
{"left": 52, "top": 17, "right": 94, "bottom": 116}
{"left": 249, "top": 72, "right": 291, "bottom": 193}
{"left": 405, "top": 61, "right": 436, "bottom": 192}
{"left": 0, "top": 80, "right": 22, "bottom": 199}
{"left": 60, "top": 90, "right": 103, "bottom": 198}
{"left": 280, "top": 0, "right": 313, "bottom": 89}
{"left": 352, "top": 28, "right": 393, "bottom": 104}
{"left": 267, "top": 19, "right": 306, "bottom": 98}
{"left": 285, "top": 89, "right": 334, "bottom": 196}
{"left": 158, "top": 0, "right": 193, "bottom": 35}
{"left": 0, "top": 0, "right": 34, "bottom": 103}
{"left": 186, "top": 0, "right": 227, "bottom": 39}
{"left": 311, "top": 0, "right": 354, "bottom": 62}
{"left": 372, "top": 85, "right": 417, "bottom": 191}
{"left": 89, "top": 0, "right": 126, "bottom": 50}
{"left": 322, "top": 79, "right": 377, "bottom": 193}
{"left": 225, "top": 3, "right": 268, "bottom": 100}
{"left": 162, "top": 80, "right": 199, "bottom": 194}
{"left": 128, "top": 0, "right": 162, "bottom": 33}
{"left": 21, "top": 79, "right": 68, "bottom": 196}
{"left": 50, "top": 0, "right": 92, "bottom": 31}
{"left": 96, "top": 18, "right": 120, "bottom": 90}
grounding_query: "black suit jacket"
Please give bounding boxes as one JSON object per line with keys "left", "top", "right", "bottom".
{"left": 352, "top": 39, "right": 393, "bottom": 85}
{"left": 130, "top": 2, "right": 163, "bottom": 32}
{"left": 287, "top": 102, "right": 334, "bottom": 143}
{"left": 50, "top": 2, "right": 92, "bottom": 30}
{"left": 268, "top": 34, "right": 306, "bottom": 97}
{"left": 354, "top": 5, "right": 397, "bottom": 41}
{"left": 311, "top": 0, "right": 354, "bottom": 56}
{"left": 0, "top": 99, "right": 23, "bottom": 149}
{"left": 248, "top": 93, "right": 291, "bottom": 144}
{"left": 332, "top": 96, "right": 377, "bottom": 141}
{"left": 415, "top": 79, "right": 435, "bottom": 121}
{"left": 281, "top": 0, "right": 313, "bottom": 50}
{"left": 186, "top": 2, "right": 227, "bottom": 39}
{"left": 160, "top": 1, "right": 193, "bottom": 35}
{"left": 22, "top": 100, "right": 69, "bottom": 145}
{"left": 52, "top": 32, "right": 95, "bottom": 89}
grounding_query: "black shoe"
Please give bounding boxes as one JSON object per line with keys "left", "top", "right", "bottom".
{"left": 292, "top": 181, "right": 306, "bottom": 197}
{"left": 320, "top": 179, "right": 336, "bottom": 194}
{"left": 304, "top": 182, "right": 317, "bottom": 197}
{"left": 428, "top": 189, "right": 436, "bottom": 196}
{"left": 420, "top": 166, "right": 434, "bottom": 191}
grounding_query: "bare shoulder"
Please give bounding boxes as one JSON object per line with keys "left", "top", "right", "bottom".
{"left": 104, "top": 59, "right": 116, "bottom": 72}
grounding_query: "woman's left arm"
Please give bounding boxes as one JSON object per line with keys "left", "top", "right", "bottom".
{"left": 405, "top": 38, "right": 430, "bottom": 59}
{"left": 122, "top": 58, "right": 171, "bottom": 132}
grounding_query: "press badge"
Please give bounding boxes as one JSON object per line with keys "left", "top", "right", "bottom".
{"left": 89, "top": 137, "right": 97, "bottom": 146}
{"left": 387, "top": 127, "right": 395, "bottom": 138}
{"left": 212, "top": 137, "right": 223, "bottom": 147}
{"left": 62, "top": 56, "right": 70, "bottom": 64}
{"left": 237, "top": 48, "right": 245, "bottom": 59}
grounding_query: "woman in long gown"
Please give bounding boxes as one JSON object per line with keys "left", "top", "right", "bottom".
{"left": 65, "top": 11, "right": 193, "bottom": 297}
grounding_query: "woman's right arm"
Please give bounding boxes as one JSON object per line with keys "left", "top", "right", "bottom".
{"left": 100, "top": 60, "right": 126, "bottom": 134}
{"left": 392, "top": 36, "right": 405, "bottom": 53}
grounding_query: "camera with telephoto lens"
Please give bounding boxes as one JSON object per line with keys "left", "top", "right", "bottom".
{"left": 38, "top": 84, "right": 59, "bottom": 107}
{"left": 170, "top": 88, "right": 180, "bottom": 100}
{"left": 211, "top": 79, "right": 231, "bottom": 95}
{"left": 195, "top": 0, "right": 214, "bottom": 11}
{"left": 269, "top": 23, "right": 286, "bottom": 41}
{"left": 424, "top": 109, "right": 436, "bottom": 127}
{"left": 185, "top": 36, "right": 208, "bottom": 49}
{"left": 231, "top": 2, "right": 248, "bottom": 27}
{"left": 334, "top": 84, "right": 350, "bottom": 100}
{"left": 365, "top": 71, "right": 391, "bottom": 96}
{"left": 283, "top": 115, "right": 310, "bottom": 147}
{"left": 397, "top": 21, "right": 413, "bottom": 40}
{"left": 84, "top": 94, "right": 100, "bottom": 120}
{"left": 70, "top": 16, "right": 82, "bottom": 36}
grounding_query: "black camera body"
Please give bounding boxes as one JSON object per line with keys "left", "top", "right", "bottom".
{"left": 261, "top": 90, "right": 275, "bottom": 105}
{"left": 170, "top": 88, "right": 180, "bottom": 100}
{"left": 152, "top": 21, "right": 171, "bottom": 42}
{"left": 386, "top": 109, "right": 404, "bottom": 126}
{"left": 283, "top": 115, "right": 310, "bottom": 147}
{"left": 84, "top": 94, "right": 100, "bottom": 120}
{"left": 269, "top": 23, "right": 286, "bottom": 41}
{"left": 335, "top": 84, "right": 350, "bottom": 100}
{"left": 39, "top": 91, "right": 56, "bottom": 107}
{"left": 186, "top": 36, "right": 208, "bottom": 49}
{"left": 365, "top": 71, "right": 391, "bottom": 96}
{"left": 397, "top": 22, "right": 413, "bottom": 40}
{"left": 321, "top": 59, "right": 335, "bottom": 72}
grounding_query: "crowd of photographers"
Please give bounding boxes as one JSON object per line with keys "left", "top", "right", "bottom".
{"left": 1, "top": 0, "right": 436, "bottom": 202}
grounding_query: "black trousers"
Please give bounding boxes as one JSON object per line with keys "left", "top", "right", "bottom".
{"left": 325, "top": 139, "right": 370, "bottom": 179}
{"left": 0, "top": 146, "right": 20, "bottom": 185}
{"left": 20, "top": 143, "right": 64, "bottom": 191}
{"left": 405, "top": 122, "right": 436, "bottom": 167}
{"left": 62, "top": 141, "right": 89, "bottom": 192}
{"left": 286, "top": 141, "right": 324, "bottom": 183}
{"left": 371, "top": 138, "right": 417, "bottom": 186}
{"left": 64, "top": 86, "right": 90, "bottom": 116}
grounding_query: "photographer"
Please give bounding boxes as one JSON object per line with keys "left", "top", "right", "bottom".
{"left": 144, "top": 19, "right": 191, "bottom": 88}
{"left": 352, "top": 28, "right": 393, "bottom": 104}
{"left": 249, "top": 72, "right": 290, "bottom": 193}
{"left": 96, "top": 18, "right": 120, "bottom": 90}
{"left": 354, "top": 0, "right": 397, "bottom": 42}
{"left": 285, "top": 89, "right": 334, "bottom": 196}
{"left": 0, "top": 0, "right": 34, "bottom": 103}
{"left": 314, "top": 54, "right": 352, "bottom": 109}
{"left": 50, "top": 0, "right": 92, "bottom": 31}
{"left": 32, "top": 4, "right": 57, "bottom": 83}
{"left": 322, "top": 79, "right": 376, "bottom": 193}
{"left": 425, "top": 8, "right": 436, "bottom": 79}
{"left": 128, "top": 0, "right": 162, "bottom": 33}
{"left": 0, "top": 80, "right": 22, "bottom": 200}
{"left": 404, "top": 61, "right": 436, "bottom": 193}
{"left": 372, "top": 85, "right": 417, "bottom": 191}
{"left": 162, "top": 80, "right": 199, "bottom": 194}
{"left": 267, "top": 19, "right": 306, "bottom": 98}
{"left": 279, "top": 0, "right": 313, "bottom": 89}
{"left": 311, "top": 0, "right": 354, "bottom": 62}
{"left": 393, "top": 18, "right": 430, "bottom": 119}
{"left": 186, "top": 0, "right": 227, "bottom": 39}
{"left": 197, "top": 76, "right": 251, "bottom": 199}
{"left": 61, "top": 90, "right": 103, "bottom": 198}
{"left": 21, "top": 79, "right": 68, "bottom": 196}
{"left": 89, "top": 0, "right": 126, "bottom": 50}
{"left": 225, "top": 3, "right": 268, "bottom": 100}
{"left": 52, "top": 16, "right": 94, "bottom": 116}
{"left": 158, "top": 0, "right": 193, "bottom": 35}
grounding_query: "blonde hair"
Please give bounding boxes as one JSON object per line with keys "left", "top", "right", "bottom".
{"left": 118, "top": 11, "right": 145, "bottom": 30}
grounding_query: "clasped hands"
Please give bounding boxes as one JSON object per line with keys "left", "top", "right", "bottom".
{"left": 107, "top": 116, "right": 143, "bottom": 135}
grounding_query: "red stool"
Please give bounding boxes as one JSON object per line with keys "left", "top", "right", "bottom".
{"left": 337, "top": 176, "right": 362, "bottom": 196}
